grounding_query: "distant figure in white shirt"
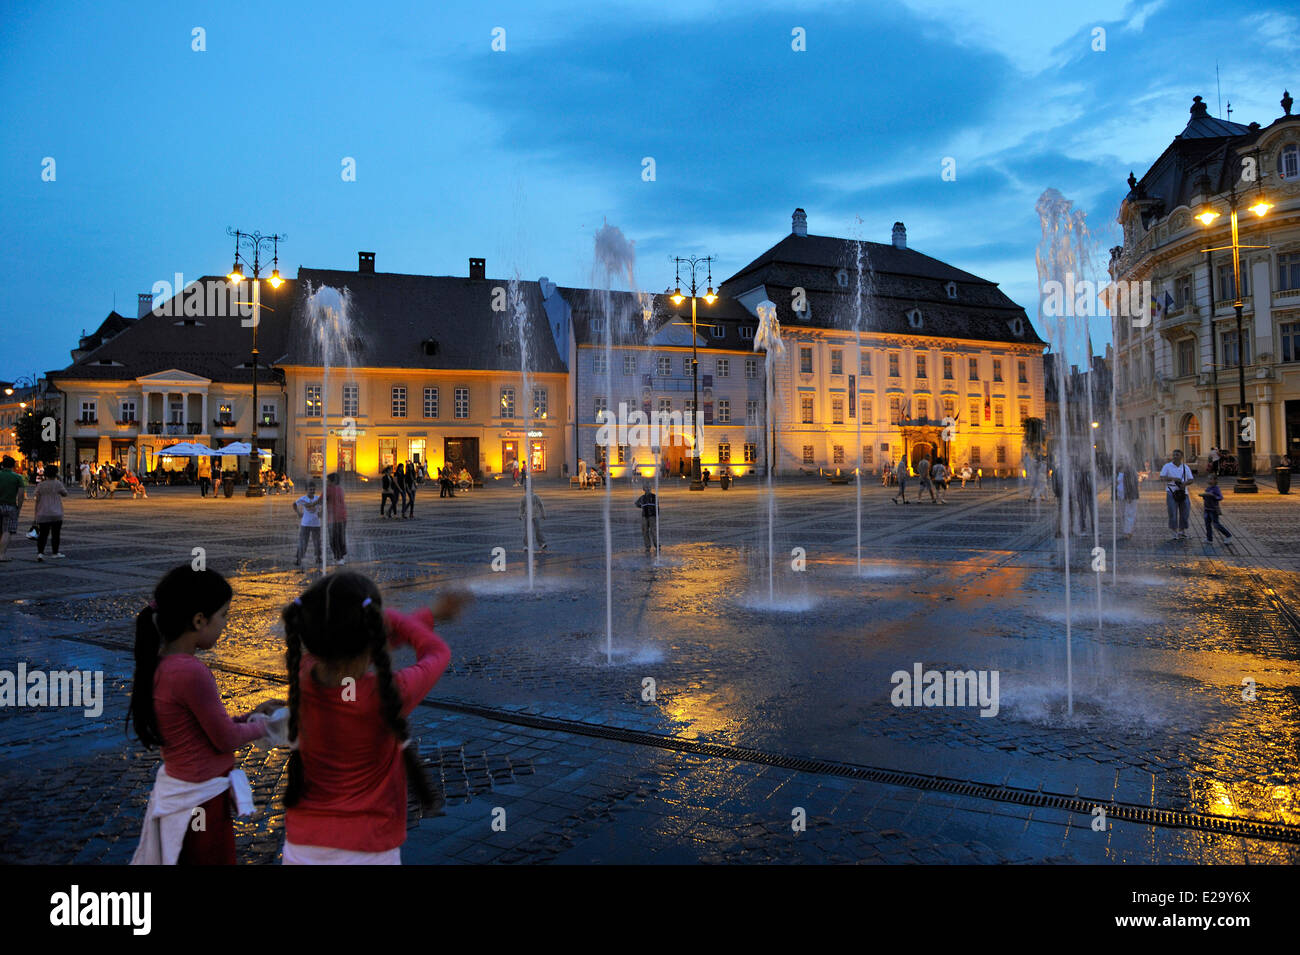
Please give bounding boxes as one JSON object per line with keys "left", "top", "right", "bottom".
{"left": 1160, "top": 449, "right": 1193, "bottom": 541}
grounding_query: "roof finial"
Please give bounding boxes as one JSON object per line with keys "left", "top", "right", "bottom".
{"left": 1190, "top": 95, "right": 1208, "bottom": 118}
{"left": 1127, "top": 171, "right": 1137, "bottom": 191}
{"left": 1284, "top": 90, "right": 1294, "bottom": 116}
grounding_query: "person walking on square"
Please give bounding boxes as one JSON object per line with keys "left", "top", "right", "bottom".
{"left": 891, "top": 456, "right": 909, "bottom": 503}
{"left": 635, "top": 484, "right": 659, "bottom": 554}
{"left": 294, "top": 482, "right": 323, "bottom": 567}
{"left": 79, "top": 461, "right": 91, "bottom": 495}
{"left": 394, "top": 464, "right": 410, "bottom": 518}
{"left": 401, "top": 461, "right": 416, "bottom": 519}
{"left": 381, "top": 466, "right": 398, "bottom": 517}
{"left": 0, "top": 455, "right": 27, "bottom": 562}
{"left": 33, "top": 464, "right": 67, "bottom": 561}
{"left": 518, "top": 491, "right": 547, "bottom": 550}
{"left": 281, "top": 572, "right": 459, "bottom": 864}
{"left": 916, "top": 453, "right": 935, "bottom": 503}
{"left": 1200, "top": 473, "right": 1233, "bottom": 544}
{"left": 1160, "top": 449, "right": 1193, "bottom": 540}
{"left": 931, "top": 459, "right": 948, "bottom": 503}
{"left": 1117, "top": 459, "right": 1140, "bottom": 539}
{"left": 128, "top": 565, "right": 283, "bottom": 864}
{"left": 198, "top": 458, "right": 212, "bottom": 498}
{"left": 326, "top": 472, "right": 348, "bottom": 565}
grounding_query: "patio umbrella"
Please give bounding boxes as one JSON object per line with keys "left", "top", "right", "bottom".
{"left": 215, "top": 442, "right": 271, "bottom": 456}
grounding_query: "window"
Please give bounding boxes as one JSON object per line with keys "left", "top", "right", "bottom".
{"left": 943, "top": 356, "right": 953, "bottom": 380}
{"left": 682, "top": 357, "right": 692, "bottom": 376}
{"left": 621, "top": 355, "right": 636, "bottom": 376}
{"left": 718, "top": 443, "right": 731, "bottom": 463}
{"left": 888, "top": 354, "right": 900, "bottom": 377}
{"left": 533, "top": 387, "right": 548, "bottom": 419}
{"left": 1019, "top": 402, "right": 1029, "bottom": 424}
{"left": 1221, "top": 328, "right": 1253, "bottom": 367}
{"left": 859, "top": 395, "right": 870, "bottom": 420}
{"left": 651, "top": 356, "right": 667, "bottom": 377}
{"left": 424, "top": 387, "right": 439, "bottom": 418}
{"left": 499, "top": 388, "right": 515, "bottom": 418}
{"left": 716, "top": 358, "right": 730, "bottom": 378}
{"left": 684, "top": 398, "right": 695, "bottom": 417}
{"left": 718, "top": 399, "right": 731, "bottom": 424}
{"left": 593, "top": 396, "right": 608, "bottom": 421}
{"left": 391, "top": 386, "right": 407, "bottom": 418}
{"left": 711, "top": 324, "right": 725, "bottom": 338}
{"left": 342, "top": 384, "right": 358, "bottom": 417}
{"left": 917, "top": 397, "right": 928, "bottom": 420}
{"left": 832, "top": 397, "right": 844, "bottom": 424}
{"left": 79, "top": 400, "right": 97, "bottom": 422}
{"left": 993, "top": 359, "right": 1003, "bottom": 382}
{"left": 120, "top": 400, "right": 136, "bottom": 422}
{"left": 378, "top": 438, "right": 397, "bottom": 471}
{"left": 454, "top": 387, "right": 469, "bottom": 419}
{"left": 994, "top": 402, "right": 1004, "bottom": 427}
{"left": 969, "top": 399, "right": 980, "bottom": 427}
{"left": 800, "top": 347, "right": 813, "bottom": 374}
{"left": 916, "top": 355, "right": 927, "bottom": 378}
{"left": 802, "top": 445, "right": 815, "bottom": 464}
{"left": 305, "top": 385, "right": 321, "bottom": 417}
{"left": 860, "top": 352, "right": 871, "bottom": 376}
{"left": 745, "top": 358, "right": 758, "bottom": 379}
{"left": 889, "top": 396, "right": 901, "bottom": 425}
{"left": 1280, "top": 253, "right": 1300, "bottom": 291}
{"left": 968, "top": 358, "right": 979, "bottom": 381}
{"left": 1225, "top": 403, "right": 1255, "bottom": 453}
{"left": 744, "top": 442, "right": 757, "bottom": 463}
{"left": 861, "top": 445, "right": 873, "bottom": 465}
{"left": 217, "top": 402, "right": 232, "bottom": 423}
{"left": 260, "top": 402, "right": 276, "bottom": 425}
{"left": 746, "top": 399, "right": 758, "bottom": 423}
{"left": 1177, "top": 339, "right": 1196, "bottom": 377}
{"left": 617, "top": 445, "right": 627, "bottom": 464}
{"left": 942, "top": 398, "right": 955, "bottom": 420}
{"left": 970, "top": 446, "right": 981, "bottom": 465}
{"left": 1217, "top": 263, "right": 1249, "bottom": 300}
{"left": 657, "top": 397, "right": 672, "bottom": 414}
{"left": 739, "top": 326, "right": 755, "bottom": 340}
{"left": 832, "top": 445, "right": 844, "bottom": 464}
{"left": 1281, "top": 322, "right": 1300, "bottom": 362}
{"left": 593, "top": 353, "right": 608, "bottom": 376}
{"left": 996, "top": 446, "right": 1006, "bottom": 464}
{"left": 1280, "top": 144, "right": 1299, "bottom": 181}
{"left": 801, "top": 395, "right": 814, "bottom": 424}
{"left": 830, "top": 350, "right": 843, "bottom": 375}
{"left": 1017, "top": 360, "right": 1027, "bottom": 384}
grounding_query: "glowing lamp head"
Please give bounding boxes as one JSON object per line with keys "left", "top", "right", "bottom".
{"left": 704, "top": 287, "right": 716, "bottom": 305}
{"left": 268, "top": 268, "right": 283, "bottom": 288}
{"left": 228, "top": 263, "right": 244, "bottom": 284}
{"left": 671, "top": 288, "right": 684, "bottom": 306}
{"left": 1196, "top": 207, "right": 1220, "bottom": 227}
{"left": 1249, "top": 198, "right": 1273, "bottom": 217}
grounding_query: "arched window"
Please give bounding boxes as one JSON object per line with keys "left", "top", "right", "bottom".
{"left": 1279, "top": 144, "right": 1299, "bottom": 182}
{"left": 1181, "top": 413, "right": 1201, "bottom": 460}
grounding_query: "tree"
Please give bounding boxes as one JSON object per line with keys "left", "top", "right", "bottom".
{"left": 15, "top": 408, "right": 59, "bottom": 462}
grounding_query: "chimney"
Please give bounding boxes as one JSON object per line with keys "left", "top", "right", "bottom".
{"left": 892, "top": 222, "right": 907, "bottom": 249}
{"left": 358, "top": 251, "right": 375, "bottom": 273}
{"left": 791, "top": 208, "right": 808, "bottom": 237}
{"left": 137, "top": 293, "right": 154, "bottom": 318}
{"left": 469, "top": 257, "right": 486, "bottom": 280}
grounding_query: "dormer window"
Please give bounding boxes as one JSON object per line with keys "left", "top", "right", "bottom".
{"left": 836, "top": 269, "right": 849, "bottom": 288}
{"left": 173, "top": 319, "right": 205, "bottom": 327}
{"left": 422, "top": 338, "right": 439, "bottom": 356}
{"left": 945, "top": 282, "right": 957, "bottom": 300}
{"left": 907, "top": 308, "right": 922, "bottom": 329}
{"left": 1009, "top": 317, "right": 1025, "bottom": 337}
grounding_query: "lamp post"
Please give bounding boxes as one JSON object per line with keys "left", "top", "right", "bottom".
{"left": 227, "top": 228, "right": 285, "bottom": 496}
{"left": 1197, "top": 169, "right": 1271, "bottom": 493}
{"left": 669, "top": 255, "right": 716, "bottom": 491}
{"left": 5, "top": 374, "right": 50, "bottom": 473}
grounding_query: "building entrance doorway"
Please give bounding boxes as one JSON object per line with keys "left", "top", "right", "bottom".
{"left": 445, "top": 437, "right": 479, "bottom": 479}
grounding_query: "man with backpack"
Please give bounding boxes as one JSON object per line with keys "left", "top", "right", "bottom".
{"left": 635, "top": 484, "right": 659, "bottom": 554}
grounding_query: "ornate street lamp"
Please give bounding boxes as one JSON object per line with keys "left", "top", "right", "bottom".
{"left": 1196, "top": 162, "right": 1270, "bottom": 492}
{"left": 668, "top": 255, "right": 716, "bottom": 490}
{"left": 227, "top": 228, "right": 285, "bottom": 496}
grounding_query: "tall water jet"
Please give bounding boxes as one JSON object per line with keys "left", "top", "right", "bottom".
{"left": 304, "top": 285, "right": 354, "bottom": 577}
{"left": 592, "top": 223, "right": 640, "bottom": 664}
{"left": 754, "top": 300, "right": 785, "bottom": 603}
{"left": 508, "top": 276, "right": 537, "bottom": 591}
{"left": 851, "top": 221, "right": 872, "bottom": 577}
{"left": 639, "top": 294, "right": 663, "bottom": 559}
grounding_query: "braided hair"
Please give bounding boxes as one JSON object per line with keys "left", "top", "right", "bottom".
{"left": 281, "top": 571, "right": 435, "bottom": 809}
{"left": 126, "top": 564, "right": 233, "bottom": 747}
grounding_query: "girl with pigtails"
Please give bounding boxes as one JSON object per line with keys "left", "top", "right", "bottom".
{"left": 281, "top": 571, "right": 461, "bottom": 864}
{"left": 128, "top": 565, "right": 285, "bottom": 864}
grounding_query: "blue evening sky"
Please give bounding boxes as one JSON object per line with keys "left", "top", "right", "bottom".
{"left": 2, "top": 0, "right": 1297, "bottom": 379}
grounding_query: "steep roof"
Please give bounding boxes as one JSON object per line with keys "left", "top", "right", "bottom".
{"left": 49, "top": 278, "right": 296, "bottom": 382}
{"left": 283, "top": 269, "right": 567, "bottom": 374}
{"left": 721, "top": 230, "right": 1041, "bottom": 346}
{"left": 563, "top": 286, "right": 757, "bottom": 349}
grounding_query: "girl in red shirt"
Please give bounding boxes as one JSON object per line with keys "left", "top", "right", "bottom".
{"left": 281, "top": 571, "right": 458, "bottom": 864}
{"left": 127, "top": 565, "right": 283, "bottom": 864}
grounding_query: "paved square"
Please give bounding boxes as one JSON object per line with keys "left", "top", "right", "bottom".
{"left": 3, "top": 473, "right": 1298, "bottom": 863}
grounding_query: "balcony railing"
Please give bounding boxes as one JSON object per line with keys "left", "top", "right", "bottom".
{"left": 114, "top": 418, "right": 138, "bottom": 427}
{"left": 213, "top": 418, "right": 236, "bottom": 429}
{"left": 75, "top": 417, "right": 98, "bottom": 426}
{"left": 258, "top": 416, "right": 279, "bottom": 427}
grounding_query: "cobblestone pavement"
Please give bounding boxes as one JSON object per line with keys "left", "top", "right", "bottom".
{"left": 2, "top": 474, "right": 1298, "bottom": 863}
